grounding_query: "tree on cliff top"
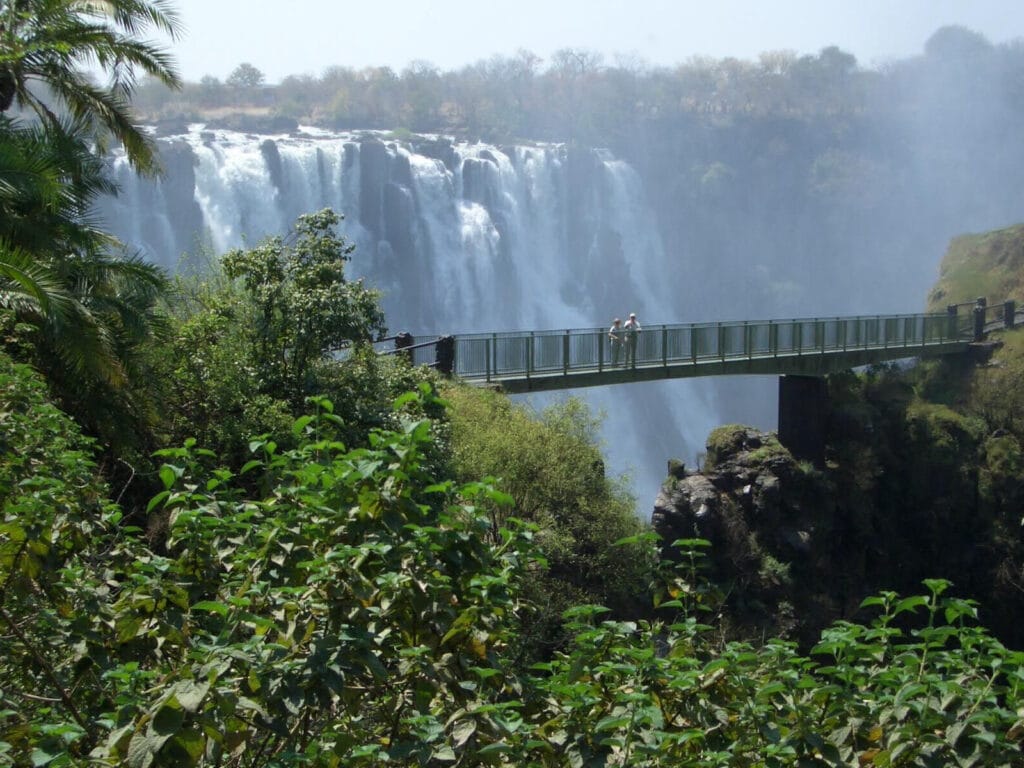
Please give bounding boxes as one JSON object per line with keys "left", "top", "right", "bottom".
{"left": 226, "top": 61, "right": 265, "bottom": 89}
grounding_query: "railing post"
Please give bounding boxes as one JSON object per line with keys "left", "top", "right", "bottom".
{"left": 491, "top": 333, "right": 497, "bottom": 378}
{"left": 527, "top": 332, "right": 534, "bottom": 378}
{"left": 598, "top": 328, "right": 604, "bottom": 372}
{"left": 563, "top": 330, "right": 570, "bottom": 376}
{"left": 770, "top": 320, "right": 777, "bottom": 357}
{"left": 486, "top": 337, "right": 492, "bottom": 382}
{"left": 744, "top": 321, "right": 751, "bottom": 359}
{"left": 795, "top": 321, "right": 802, "bottom": 356}
{"left": 690, "top": 325, "right": 698, "bottom": 364}
{"left": 718, "top": 322, "right": 725, "bottom": 361}
{"left": 662, "top": 324, "right": 668, "bottom": 367}
{"left": 1005, "top": 300, "right": 1016, "bottom": 329}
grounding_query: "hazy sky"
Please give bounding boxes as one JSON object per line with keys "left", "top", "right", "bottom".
{"left": 165, "top": 0, "right": 1024, "bottom": 83}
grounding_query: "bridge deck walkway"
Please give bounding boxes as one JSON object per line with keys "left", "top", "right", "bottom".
{"left": 391, "top": 301, "right": 1020, "bottom": 393}
{"left": 442, "top": 311, "right": 975, "bottom": 393}
{"left": 469, "top": 336, "right": 970, "bottom": 393}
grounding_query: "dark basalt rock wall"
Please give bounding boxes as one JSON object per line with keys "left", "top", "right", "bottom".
{"left": 653, "top": 426, "right": 854, "bottom": 645}
{"left": 151, "top": 139, "right": 204, "bottom": 262}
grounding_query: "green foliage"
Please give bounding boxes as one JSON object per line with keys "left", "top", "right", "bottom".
{"left": 0, "top": 351, "right": 121, "bottom": 759}
{"left": 979, "top": 433, "right": 1024, "bottom": 515}
{"left": 3, "top": 381, "right": 1024, "bottom": 766}
{"left": 226, "top": 62, "right": 266, "bottom": 90}
{"left": 927, "top": 225, "right": 1024, "bottom": 312}
{"left": 969, "top": 329, "right": 1024, "bottom": 437}
{"left": 810, "top": 356, "right": 1024, "bottom": 649}
{"left": 0, "top": 0, "right": 183, "bottom": 509}
{"left": 524, "top": 575, "right": 1024, "bottom": 768}
{"left": 704, "top": 424, "right": 788, "bottom": 467}
{"left": 0, "top": 0, "right": 183, "bottom": 174}
{"left": 157, "top": 210, "right": 397, "bottom": 467}
{"left": 904, "top": 401, "right": 984, "bottom": 468}
{"left": 1, "top": 387, "right": 537, "bottom": 766}
{"left": 220, "top": 208, "right": 386, "bottom": 402}
{"left": 0, "top": 115, "right": 171, "bottom": 456}
{"left": 0, "top": 349, "right": 108, "bottom": 519}
{"left": 443, "top": 385, "right": 656, "bottom": 655}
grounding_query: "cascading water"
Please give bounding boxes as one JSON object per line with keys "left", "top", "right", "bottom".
{"left": 100, "top": 125, "right": 750, "bottom": 509}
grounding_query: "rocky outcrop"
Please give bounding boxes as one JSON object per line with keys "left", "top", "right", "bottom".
{"left": 653, "top": 425, "right": 844, "bottom": 645}
{"left": 358, "top": 139, "right": 389, "bottom": 238}
{"left": 102, "top": 138, "right": 204, "bottom": 269}
{"left": 414, "top": 136, "right": 458, "bottom": 172}
{"left": 260, "top": 139, "right": 284, "bottom": 193}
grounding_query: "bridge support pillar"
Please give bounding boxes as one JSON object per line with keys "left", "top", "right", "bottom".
{"left": 778, "top": 375, "right": 827, "bottom": 469}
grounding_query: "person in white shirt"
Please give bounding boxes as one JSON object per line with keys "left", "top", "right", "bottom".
{"left": 608, "top": 317, "right": 623, "bottom": 365}
{"left": 623, "top": 312, "right": 641, "bottom": 366}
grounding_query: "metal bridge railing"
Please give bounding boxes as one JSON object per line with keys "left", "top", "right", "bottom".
{"left": 384, "top": 297, "right": 1022, "bottom": 385}
{"left": 448, "top": 311, "right": 970, "bottom": 383}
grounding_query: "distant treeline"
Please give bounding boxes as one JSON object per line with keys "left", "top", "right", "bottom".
{"left": 134, "top": 25, "right": 1020, "bottom": 145}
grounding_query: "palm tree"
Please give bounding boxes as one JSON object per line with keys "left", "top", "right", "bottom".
{"left": 0, "top": 0, "right": 182, "bottom": 173}
{"left": 0, "top": 0, "right": 181, "bottom": 447}
{"left": 0, "top": 114, "right": 169, "bottom": 447}
{"left": 0, "top": 116, "right": 79, "bottom": 320}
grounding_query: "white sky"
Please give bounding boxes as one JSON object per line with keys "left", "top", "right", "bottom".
{"left": 164, "top": 0, "right": 1024, "bottom": 83}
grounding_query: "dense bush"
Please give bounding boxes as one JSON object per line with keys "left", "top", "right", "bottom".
{"left": 3, "top": 376, "right": 1024, "bottom": 766}
{"left": 153, "top": 210, "right": 399, "bottom": 469}
{"left": 443, "top": 385, "right": 656, "bottom": 656}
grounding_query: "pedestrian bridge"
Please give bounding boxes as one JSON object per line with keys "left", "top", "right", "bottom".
{"left": 393, "top": 299, "right": 1012, "bottom": 394}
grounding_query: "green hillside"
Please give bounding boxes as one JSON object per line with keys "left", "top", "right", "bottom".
{"left": 928, "top": 224, "right": 1024, "bottom": 311}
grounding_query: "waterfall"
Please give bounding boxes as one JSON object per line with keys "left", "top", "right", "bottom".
{"left": 99, "top": 125, "right": 743, "bottom": 509}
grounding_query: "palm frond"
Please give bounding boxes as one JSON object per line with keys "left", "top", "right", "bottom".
{"left": 0, "top": 242, "right": 72, "bottom": 317}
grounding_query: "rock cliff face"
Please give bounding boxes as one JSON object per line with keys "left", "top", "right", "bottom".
{"left": 652, "top": 425, "right": 859, "bottom": 645}
{"left": 650, "top": 356, "right": 1024, "bottom": 651}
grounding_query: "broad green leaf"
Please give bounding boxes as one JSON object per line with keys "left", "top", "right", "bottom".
{"left": 191, "top": 601, "right": 229, "bottom": 616}
{"left": 452, "top": 719, "right": 476, "bottom": 747}
{"left": 167, "top": 728, "right": 205, "bottom": 764}
{"left": 126, "top": 731, "right": 158, "bottom": 768}
{"left": 239, "top": 459, "right": 263, "bottom": 475}
{"left": 594, "top": 715, "right": 631, "bottom": 732}
{"left": 893, "top": 596, "right": 928, "bottom": 615}
{"left": 476, "top": 741, "right": 511, "bottom": 755}
{"left": 152, "top": 703, "right": 184, "bottom": 737}
{"left": 432, "top": 745, "right": 457, "bottom": 762}
{"left": 170, "top": 680, "right": 210, "bottom": 713}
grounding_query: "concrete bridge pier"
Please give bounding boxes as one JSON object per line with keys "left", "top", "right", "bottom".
{"left": 778, "top": 375, "right": 827, "bottom": 469}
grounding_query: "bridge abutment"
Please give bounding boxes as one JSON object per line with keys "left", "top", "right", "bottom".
{"left": 778, "top": 375, "right": 827, "bottom": 469}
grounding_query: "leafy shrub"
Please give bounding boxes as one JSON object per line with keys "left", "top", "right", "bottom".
{"left": 154, "top": 211, "right": 432, "bottom": 471}
{"left": 443, "top": 385, "right": 656, "bottom": 655}
{"left": 3, "top": 381, "right": 1024, "bottom": 767}
{"left": 1, "top": 387, "right": 537, "bottom": 765}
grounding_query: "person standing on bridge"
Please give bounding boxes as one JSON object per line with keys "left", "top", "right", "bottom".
{"left": 609, "top": 317, "right": 623, "bottom": 365}
{"left": 624, "top": 312, "right": 641, "bottom": 366}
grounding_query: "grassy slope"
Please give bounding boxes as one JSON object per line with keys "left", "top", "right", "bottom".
{"left": 927, "top": 223, "right": 1024, "bottom": 311}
